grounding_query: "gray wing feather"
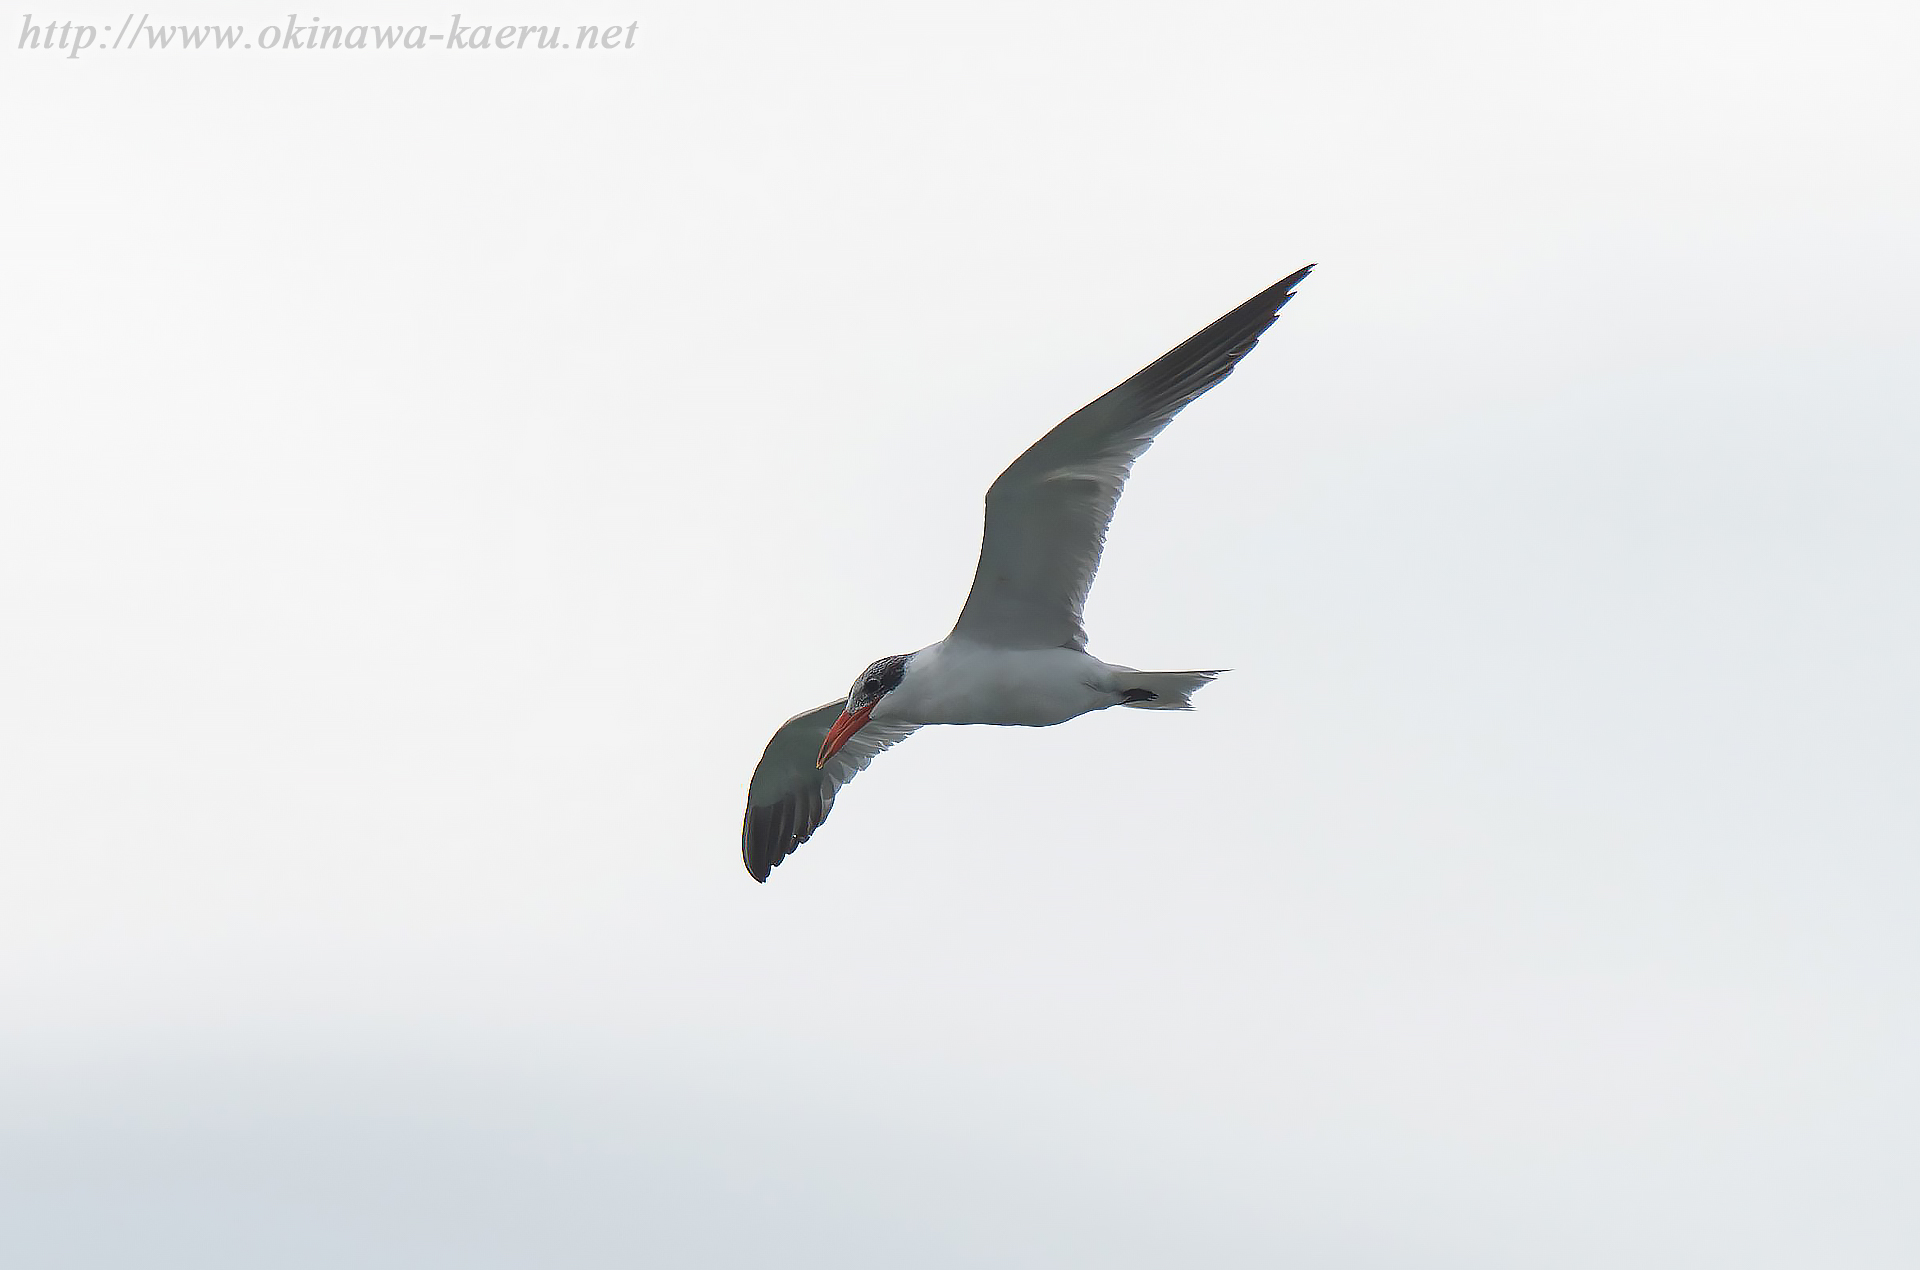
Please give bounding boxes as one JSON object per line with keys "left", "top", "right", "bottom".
{"left": 950, "top": 265, "right": 1314, "bottom": 650}
{"left": 741, "top": 700, "right": 921, "bottom": 882}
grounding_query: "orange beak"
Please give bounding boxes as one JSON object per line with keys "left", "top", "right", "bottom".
{"left": 816, "top": 702, "right": 875, "bottom": 768}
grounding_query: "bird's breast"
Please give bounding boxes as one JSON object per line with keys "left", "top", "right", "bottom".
{"left": 883, "top": 642, "right": 1114, "bottom": 727}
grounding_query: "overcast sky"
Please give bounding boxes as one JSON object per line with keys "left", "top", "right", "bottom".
{"left": 3, "top": 1, "right": 1917, "bottom": 1266}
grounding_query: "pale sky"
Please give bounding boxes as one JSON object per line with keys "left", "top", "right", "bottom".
{"left": 3, "top": 1, "right": 1917, "bottom": 1266}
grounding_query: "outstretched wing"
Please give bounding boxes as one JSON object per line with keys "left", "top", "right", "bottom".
{"left": 950, "top": 265, "right": 1314, "bottom": 650}
{"left": 741, "top": 700, "right": 922, "bottom": 882}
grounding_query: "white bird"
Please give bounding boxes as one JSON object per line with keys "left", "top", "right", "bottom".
{"left": 741, "top": 265, "right": 1314, "bottom": 881}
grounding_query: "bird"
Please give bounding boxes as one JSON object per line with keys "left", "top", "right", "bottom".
{"left": 741, "top": 265, "right": 1314, "bottom": 882}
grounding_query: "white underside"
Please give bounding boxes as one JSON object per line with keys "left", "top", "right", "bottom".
{"left": 872, "top": 639, "right": 1122, "bottom": 727}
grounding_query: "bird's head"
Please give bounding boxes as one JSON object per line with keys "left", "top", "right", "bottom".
{"left": 817, "top": 653, "right": 913, "bottom": 767}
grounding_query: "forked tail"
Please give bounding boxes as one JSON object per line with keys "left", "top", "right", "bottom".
{"left": 1111, "top": 669, "right": 1227, "bottom": 710}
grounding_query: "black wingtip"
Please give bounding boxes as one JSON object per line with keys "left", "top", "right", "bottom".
{"left": 741, "top": 808, "right": 772, "bottom": 882}
{"left": 1274, "top": 263, "right": 1315, "bottom": 300}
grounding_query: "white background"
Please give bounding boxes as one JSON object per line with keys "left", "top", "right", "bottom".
{"left": 4, "top": 2, "right": 1917, "bottom": 1265}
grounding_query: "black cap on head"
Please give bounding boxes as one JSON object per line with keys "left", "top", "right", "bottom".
{"left": 846, "top": 653, "right": 912, "bottom": 710}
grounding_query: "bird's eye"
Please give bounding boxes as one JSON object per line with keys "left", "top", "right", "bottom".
{"left": 863, "top": 680, "right": 880, "bottom": 694}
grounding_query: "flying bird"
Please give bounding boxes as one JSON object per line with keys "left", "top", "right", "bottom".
{"left": 741, "top": 265, "right": 1314, "bottom": 881}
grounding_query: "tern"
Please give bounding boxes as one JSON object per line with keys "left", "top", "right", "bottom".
{"left": 741, "top": 265, "right": 1314, "bottom": 881}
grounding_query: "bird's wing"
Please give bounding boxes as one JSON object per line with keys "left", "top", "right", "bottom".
{"left": 949, "top": 265, "right": 1313, "bottom": 650}
{"left": 741, "top": 700, "right": 923, "bottom": 882}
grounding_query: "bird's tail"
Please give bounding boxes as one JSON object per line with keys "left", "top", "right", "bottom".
{"left": 1111, "top": 669, "right": 1227, "bottom": 710}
